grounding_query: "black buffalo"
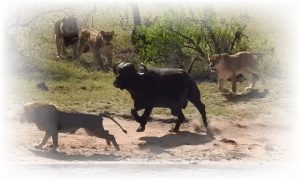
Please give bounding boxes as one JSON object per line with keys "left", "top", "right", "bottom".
{"left": 113, "top": 62, "right": 208, "bottom": 132}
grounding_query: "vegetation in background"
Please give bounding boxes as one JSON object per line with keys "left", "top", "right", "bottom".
{"left": 4, "top": 2, "right": 285, "bottom": 121}
{"left": 6, "top": 4, "right": 278, "bottom": 81}
{"left": 134, "top": 8, "right": 275, "bottom": 74}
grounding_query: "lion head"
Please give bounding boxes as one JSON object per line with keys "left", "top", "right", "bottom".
{"left": 208, "top": 54, "right": 223, "bottom": 72}
{"left": 20, "top": 102, "right": 57, "bottom": 124}
{"left": 100, "top": 31, "right": 114, "bottom": 45}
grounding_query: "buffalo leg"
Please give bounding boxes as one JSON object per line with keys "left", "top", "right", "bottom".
{"left": 170, "top": 109, "right": 185, "bottom": 133}
{"left": 189, "top": 94, "right": 208, "bottom": 129}
{"left": 194, "top": 101, "right": 208, "bottom": 129}
{"left": 136, "top": 107, "right": 153, "bottom": 132}
{"left": 131, "top": 107, "right": 142, "bottom": 121}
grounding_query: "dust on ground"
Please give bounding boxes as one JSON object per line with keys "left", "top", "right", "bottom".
{"left": 2, "top": 88, "right": 294, "bottom": 165}
{"left": 0, "top": 76, "right": 296, "bottom": 165}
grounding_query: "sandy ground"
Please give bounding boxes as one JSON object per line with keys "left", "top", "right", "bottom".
{"left": 1, "top": 82, "right": 299, "bottom": 180}
{"left": 2, "top": 102, "right": 291, "bottom": 165}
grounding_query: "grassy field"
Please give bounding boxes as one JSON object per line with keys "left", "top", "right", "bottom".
{"left": 4, "top": 1, "right": 291, "bottom": 125}
{"left": 7, "top": 57, "right": 279, "bottom": 125}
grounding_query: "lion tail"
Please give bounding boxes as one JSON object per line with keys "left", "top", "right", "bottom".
{"left": 101, "top": 114, "right": 127, "bottom": 133}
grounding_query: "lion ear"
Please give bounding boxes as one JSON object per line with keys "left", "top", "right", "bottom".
{"left": 84, "top": 31, "right": 91, "bottom": 40}
{"left": 100, "top": 31, "right": 105, "bottom": 36}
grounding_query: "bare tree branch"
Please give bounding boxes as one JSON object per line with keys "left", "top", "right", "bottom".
{"left": 80, "top": 6, "right": 97, "bottom": 28}
{"left": 229, "top": 25, "right": 248, "bottom": 53}
{"left": 190, "top": 18, "right": 220, "bottom": 53}
{"left": 169, "top": 29, "right": 206, "bottom": 57}
{"left": 9, "top": 9, "right": 69, "bottom": 29}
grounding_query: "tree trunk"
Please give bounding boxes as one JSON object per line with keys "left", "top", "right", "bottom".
{"left": 131, "top": 3, "right": 142, "bottom": 49}
{"left": 132, "top": 3, "right": 141, "bottom": 26}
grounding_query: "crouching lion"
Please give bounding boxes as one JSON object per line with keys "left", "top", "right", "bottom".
{"left": 76, "top": 29, "right": 114, "bottom": 69}
{"left": 208, "top": 51, "right": 266, "bottom": 94}
{"left": 20, "top": 102, "right": 127, "bottom": 151}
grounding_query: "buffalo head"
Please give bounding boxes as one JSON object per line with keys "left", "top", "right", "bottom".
{"left": 113, "top": 62, "right": 147, "bottom": 90}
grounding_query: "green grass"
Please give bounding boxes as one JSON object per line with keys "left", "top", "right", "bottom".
{"left": 8, "top": 58, "right": 278, "bottom": 123}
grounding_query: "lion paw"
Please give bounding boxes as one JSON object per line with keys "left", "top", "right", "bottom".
{"left": 34, "top": 145, "right": 43, "bottom": 149}
{"left": 219, "top": 88, "right": 230, "bottom": 93}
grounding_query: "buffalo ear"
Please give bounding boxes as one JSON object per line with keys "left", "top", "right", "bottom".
{"left": 137, "top": 63, "right": 147, "bottom": 75}
{"left": 111, "top": 31, "right": 115, "bottom": 35}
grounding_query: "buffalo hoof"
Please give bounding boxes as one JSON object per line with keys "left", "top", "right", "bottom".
{"left": 136, "top": 126, "right": 145, "bottom": 132}
{"left": 169, "top": 127, "right": 179, "bottom": 133}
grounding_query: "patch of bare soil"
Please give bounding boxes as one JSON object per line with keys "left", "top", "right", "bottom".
{"left": 3, "top": 105, "right": 290, "bottom": 164}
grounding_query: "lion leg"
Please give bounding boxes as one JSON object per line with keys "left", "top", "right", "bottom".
{"left": 100, "top": 47, "right": 113, "bottom": 69}
{"left": 50, "top": 130, "right": 59, "bottom": 150}
{"left": 95, "top": 131, "right": 120, "bottom": 151}
{"left": 104, "top": 130, "right": 111, "bottom": 146}
{"left": 107, "top": 51, "right": 113, "bottom": 68}
{"left": 218, "top": 79, "right": 230, "bottom": 93}
{"left": 245, "top": 74, "right": 258, "bottom": 91}
{"left": 245, "top": 67, "right": 264, "bottom": 90}
{"left": 75, "top": 42, "right": 85, "bottom": 60}
{"left": 35, "top": 132, "right": 51, "bottom": 149}
{"left": 93, "top": 50, "right": 104, "bottom": 69}
{"left": 259, "top": 71, "right": 265, "bottom": 86}
{"left": 231, "top": 73, "right": 237, "bottom": 94}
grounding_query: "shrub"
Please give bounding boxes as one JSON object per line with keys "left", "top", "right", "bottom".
{"left": 135, "top": 8, "right": 275, "bottom": 75}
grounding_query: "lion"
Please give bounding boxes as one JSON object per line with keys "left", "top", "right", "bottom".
{"left": 54, "top": 16, "right": 80, "bottom": 60}
{"left": 76, "top": 29, "right": 114, "bottom": 69}
{"left": 20, "top": 102, "right": 127, "bottom": 151}
{"left": 208, "top": 51, "right": 265, "bottom": 94}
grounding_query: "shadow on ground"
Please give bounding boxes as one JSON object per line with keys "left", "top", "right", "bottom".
{"left": 138, "top": 131, "right": 214, "bottom": 154}
{"left": 29, "top": 149, "right": 119, "bottom": 161}
{"left": 223, "top": 89, "right": 269, "bottom": 102}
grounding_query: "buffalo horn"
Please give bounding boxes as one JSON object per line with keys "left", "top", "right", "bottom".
{"left": 138, "top": 63, "right": 147, "bottom": 75}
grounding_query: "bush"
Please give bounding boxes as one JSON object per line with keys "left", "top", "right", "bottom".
{"left": 135, "top": 8, "right": 275, "bottom": 75}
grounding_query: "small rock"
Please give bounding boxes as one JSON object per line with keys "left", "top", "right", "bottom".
{"left": 220, "top": 138, "right": 237, "bottom": 145}
{"left": 36, "top": 82, "right": 48, "bottom": 91}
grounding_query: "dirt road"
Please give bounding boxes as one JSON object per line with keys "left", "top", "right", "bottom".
{"left": 2, "top": 105, "right": 291, "bottom": 164}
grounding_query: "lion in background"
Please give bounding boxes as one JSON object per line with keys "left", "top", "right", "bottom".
{"left": 20, "top": 102, "right": 127, "bottom": 151}
{"left": 208, "top": 51, "right": 267, "bottom": 94}
{"left": 76, "top": 29, "right": 114, "bottom": 69}
{"left": 54, "top": 16, "right": 80, "bottom": 60}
